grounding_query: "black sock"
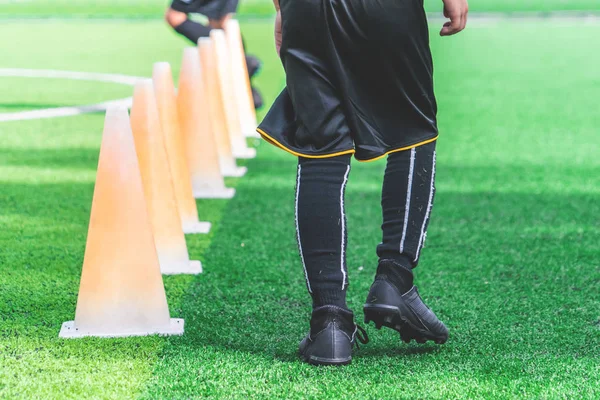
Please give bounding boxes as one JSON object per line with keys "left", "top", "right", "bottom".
{"left": 376, "top": 142, "right": 437, "bottom": 291}
{"left": 296, "top": 155, "right": 352, "bottom": 310}
{"left": 377, "top": 258, "right": 414, "bottom": 294}
{"left": 174, "top": 19, "right": 212, "bottom": 44}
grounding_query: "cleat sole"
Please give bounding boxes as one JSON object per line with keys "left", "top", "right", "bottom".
{"left": 363, "top": 304, "right": 447, "bottom": 345}
{"left": 301, "top": 353, "right": 352, "bottom": 366}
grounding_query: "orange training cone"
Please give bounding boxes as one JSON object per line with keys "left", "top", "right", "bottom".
{"left": 209, "top": 30, "right": 256, "bottom": 159}
{"left": 153, "top": 62, "right": 211, "bottom": 234}
{"left": 130, "top": 79, "right": 202, "bottom": 275}
{"left": 225, "top": 19, "right": 260, "bottom": 139}
{"left": 177, "top": 47, "right": 235, "bottom": 199}
{"left": 59, "top": 106, "right": 184, "bottom": 338}
{"left": 199, "top": 37, "right": 247, "bottom": 177}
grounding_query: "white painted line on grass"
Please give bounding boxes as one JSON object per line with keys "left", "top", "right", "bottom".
{"left": 0, "top": 97, "right": 133, "bottom": 122}
{"left": 0, "top": 68, "right": 144, "bottom": 85}
{"left": 0, "top": 68, "right": 146, "bottom": 122}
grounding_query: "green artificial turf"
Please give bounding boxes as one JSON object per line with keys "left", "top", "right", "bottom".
{"left": 424, "top": 0, "right": 600, "bottom": 13}
{"left": 0, "top": 78, "right": 133, "bottom": 113}
{"left": 0, "top": 0, "right": 274, "bottom": 19}
{"left": 1, "top": 15, "right": 599, "bottom": 400}
{"left": 0, "top": 0, "right": 599, "bottom": 19}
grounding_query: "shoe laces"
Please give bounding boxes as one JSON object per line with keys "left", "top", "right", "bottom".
{"left": 353, "top": 324, "right": 369, "bottom": 349}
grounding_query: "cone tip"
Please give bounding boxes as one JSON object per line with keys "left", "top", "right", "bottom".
{"left": 183, "top": 47, "right": 198, "bottom": 57}
{"left": 133, "top": 78, "right": 154, "bottom": 94}
{"left": 105, "top": 105, "right": 129, "bottom": 121}
{"left": 103, "top": 106, "right": 132, "bottom": 141}
{"left": 198, "top": 38, "right": 211, "bottom": 49}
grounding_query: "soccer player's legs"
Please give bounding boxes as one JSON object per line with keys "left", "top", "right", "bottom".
{"left": 282, "top": 6, "right": 354, "bottom": 304}
{"left": 295, "top": 154, "right": 352, "bottom": 310}
{"left": 295, "top": 154, "right": 370, "bottom": 365}
{"left": 364, "top": 143, "right": 448, "bottom": 344}
{"left": 378, "top": 143, "right": 438, "bottom": 272}
{"left": 270, "top": 0, "right": 369, "bottom": 366}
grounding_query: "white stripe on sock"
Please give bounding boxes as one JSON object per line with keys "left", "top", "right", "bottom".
{"left": 415, "top": 151, "right": 437, "bottom": 262}
{"left": 340, "top": 165, "right": 351, "bottom": 290}
{"left": 399, "top": 148, "right": 417, "bottom": 253}
{"left": 295, "top": 164, "right": 312, "bottom": 293}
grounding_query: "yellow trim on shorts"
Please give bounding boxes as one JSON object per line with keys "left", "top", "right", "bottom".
{"left": 256, "top": 128, "right": 356, "bottom": 159}
{"left": 256, "top": 128, "right": 438, "bottom": 162}
{"left": 357, "top": 136, "right": 439, "bottom": 163}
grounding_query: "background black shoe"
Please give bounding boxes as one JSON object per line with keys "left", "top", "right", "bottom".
{"left": 299, "top": 306, "right": 368, "bottom": 366}
{"left": 364, "top": 277, "right": 449, "bottom": 344}
{"left": 245, "top": 55, "right": 262, "bottom": 78}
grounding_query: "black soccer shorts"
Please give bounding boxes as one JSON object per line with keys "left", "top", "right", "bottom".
{"left": 170, "top": 0, "right": 239, "bottom": 20}
{"left": 258, "top": 0, "right": 439, "bottom": 162}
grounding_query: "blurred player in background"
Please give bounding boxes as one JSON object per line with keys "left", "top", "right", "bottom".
{"left": 165, "top": 0, "right": 263, "bottom": 108}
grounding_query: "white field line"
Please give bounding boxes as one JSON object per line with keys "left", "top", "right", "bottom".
{"left": 0, "top": 68, "right": 146, "bottom": 122}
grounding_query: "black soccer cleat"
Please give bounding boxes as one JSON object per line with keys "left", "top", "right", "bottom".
{"left": 364, "top": 278, "right": 448, "bottom": 345}
{"left": 299, "top": 306, "right": 369, "bottom": 366}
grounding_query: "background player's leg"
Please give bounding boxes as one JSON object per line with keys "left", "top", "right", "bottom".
{"left": 377, "top": 142, "right": 437, "bottom": 293}
{"left": 208, "top": 13, "right": 263, "bottom": 108}
{"left": 165, "top": 8, "right": 212, "bottom": 43}
{"left": 296, "top": 154, "right": 352, "bottom": 310}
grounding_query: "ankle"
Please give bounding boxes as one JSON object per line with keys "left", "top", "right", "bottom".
{"left": 311, "top": 289, "right": 348, "bottom": 310}
{"left": 376, "top": 259, "right": 414, "bottom": 294}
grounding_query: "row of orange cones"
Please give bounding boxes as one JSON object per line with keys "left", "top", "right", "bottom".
{"left": 59, "top": 21, "right": 258, "bottom": 338}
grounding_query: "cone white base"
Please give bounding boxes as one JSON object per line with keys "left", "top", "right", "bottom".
{"left": 222, "top": 166, "right": 247, "bottom": 178}
{"left": 162, "top": 260, "right": 202, "bottom": 275}
{"left": 183, "top": 221, "right": 212, "bottom": 234}
{"left": 194, "top": 188, "right": 235, "bottom": 199}
{"left": 234, "top": 148, "right": 256, "bottom": 159}
{"left": 59, "top": 318, "right": 184, "bottom": 339}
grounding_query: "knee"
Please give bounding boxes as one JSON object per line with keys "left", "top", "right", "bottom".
{"left": 165, "top": 8, "right": 187, "bottom": 28}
